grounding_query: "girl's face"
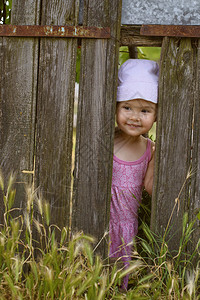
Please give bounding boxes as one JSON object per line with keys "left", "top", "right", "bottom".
{"left": 116, "top": 99, "right": 157, "bottom": 138}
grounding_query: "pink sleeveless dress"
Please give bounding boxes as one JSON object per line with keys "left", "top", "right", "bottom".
{"left": 109, "top": 138, "right": 151, "bottom": 288}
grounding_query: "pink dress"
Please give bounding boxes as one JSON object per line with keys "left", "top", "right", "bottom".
{"left": 109, "top": 138, "right": 151, "bottom": 289}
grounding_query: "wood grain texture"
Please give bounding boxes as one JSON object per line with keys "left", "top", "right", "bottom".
{"left": 0, "top": 0, "right": 40, "bottom": 218}
{"left": 120, "top": 25, "right": 162, "bottom": 47}
{"left": 0, "top": 25, "right": 111, "bottom": 38}
{"left": 34, "top": 0, "right": 78, "bottom": 229}
{"left": 152, "top": 37, "right": 194, "bottom": 250}
{"left": 72, "top": 0, "right": 122, "bottom": 256}
{"left": 189, "top": 39, "right": 200, "bottom": 255}
{"left": 141, "top": 25, "right": 200, "bottom": 38}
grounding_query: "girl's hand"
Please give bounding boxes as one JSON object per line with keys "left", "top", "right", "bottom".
{"left": 151, "top": 145, "right": 155, "bottom": 159}
{"left": 144, "top": 143, "right": 155, "bottom": 195}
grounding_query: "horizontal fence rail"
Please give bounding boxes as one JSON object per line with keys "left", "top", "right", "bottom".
{"left": 0, "top": 24, "right": 111, "bottom": 38}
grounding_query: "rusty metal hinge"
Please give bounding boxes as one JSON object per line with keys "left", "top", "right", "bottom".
{"left": 0, "top": 24, "right": 111, "bottom": 39}
{"left": 140, "top": 25, "right": 200, "bottom": 38}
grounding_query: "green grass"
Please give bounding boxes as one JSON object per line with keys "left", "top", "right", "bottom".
{"left": 0, "top": 172, "right": 199, "bottom": 299}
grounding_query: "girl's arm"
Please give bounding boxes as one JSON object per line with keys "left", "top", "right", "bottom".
{"left": 144, "top": 143, "right": 155, "bottom": 195}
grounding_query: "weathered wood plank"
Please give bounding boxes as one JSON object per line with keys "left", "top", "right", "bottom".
{"left": 152, "top": 37, "right": 194, "bottom": 251}
{"left": 121, "top": 25, "right": 163, "bottom": 47}
{"left": 34, "top": 0, "right": 77, "bottom": 229}
{"left": 0, "top": 24, "right": 111, "bottom": 39}
{"left": 72, "top": 0, "right": 122, "bottom": 256}
{"left": 189, "top": 39, "right": 200, "bottom": 255}
{"left": 141, "top": 25, "right": 200, "bottom": 38}
{"left": 0, "top": 0, "right": 40, "bottom": 218}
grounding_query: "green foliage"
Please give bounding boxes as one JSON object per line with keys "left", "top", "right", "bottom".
{"left": 119, "top": 46, "right": 130, "bottom": 66}
{"left": 137, "top": 47, "right": 161, "bottom": 61}
{"left": 0, "top": 0, "right": 12, "bottom": 24}
{"left": 0, "top": 173, "right": 199, "bottom": 298}
{"left": 135, "top": 218, "right": 200, "bottom": 299}
{"left": 118, "top": 46, "right": 161, "bottom": 68}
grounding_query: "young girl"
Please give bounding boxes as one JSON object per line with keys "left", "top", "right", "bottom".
{"left": 109, "top": 59, "right": 159, "bottom": 290}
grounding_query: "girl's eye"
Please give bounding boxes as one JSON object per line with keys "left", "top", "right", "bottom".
{"left": 141, "top": 109, "right": 149, "bottom": 113}
{"left": 123, "top": 106, "right": 131, "bottom": 110}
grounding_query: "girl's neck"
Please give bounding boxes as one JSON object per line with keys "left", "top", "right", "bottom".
{"left": 114, "top": 129, "right": 147, "bottom": 162}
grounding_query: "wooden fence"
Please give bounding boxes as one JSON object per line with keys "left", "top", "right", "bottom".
{"left": 0, "top": 0, "right": 121, "bottom": 256}
{"left": 122, "top": 29, "right": 200, "bottom": 254}
{"left": 153, "top": 37, "right": 200, "bottom": 253}
{"left": 0, "top": 1, "right": 199, "bottom": 257}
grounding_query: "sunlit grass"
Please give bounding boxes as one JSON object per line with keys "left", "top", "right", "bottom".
{"left": 0, "top": 173, "right": 199, "bottom": 298}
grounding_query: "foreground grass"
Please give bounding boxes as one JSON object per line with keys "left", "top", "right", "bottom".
{"left": 0, "top": 173, "right": 199, "bottom": 299}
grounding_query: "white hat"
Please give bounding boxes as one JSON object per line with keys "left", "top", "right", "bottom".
{"left": 117, "top": 59, "right": 159, "bottom": 104}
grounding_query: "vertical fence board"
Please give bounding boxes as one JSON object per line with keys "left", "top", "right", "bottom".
{"left": 152, "top": 37, "right": 194, "bottom": 250}
{"left": 34, "top": 0, "right": 78, "bottom": 229}
{"left": 72, "top": 0, "right": 122, "bottom": 256}
{"left": 189, "top": 40, "right": 200, "bottom": 254}
{"left": 0, "top": 0, "right": 40, "bottom": 218}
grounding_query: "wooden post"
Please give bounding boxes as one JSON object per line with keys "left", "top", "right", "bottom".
{"left": 189, "top": 39, "right": 200, "bottom": 255}
{"left": 0, "top": 0, "right": 40, "bottom": 218}
{"left": 72, "top": 0, "right": 122, "bottom": 256}
{"left": 34, "top": 0, "right": 78, "bottom": 230}
{"left": 128, "top": 45, "right": 138, "bottom": 58}
{"left": 152, "top": 37, "right": 195, "bottom": 250}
